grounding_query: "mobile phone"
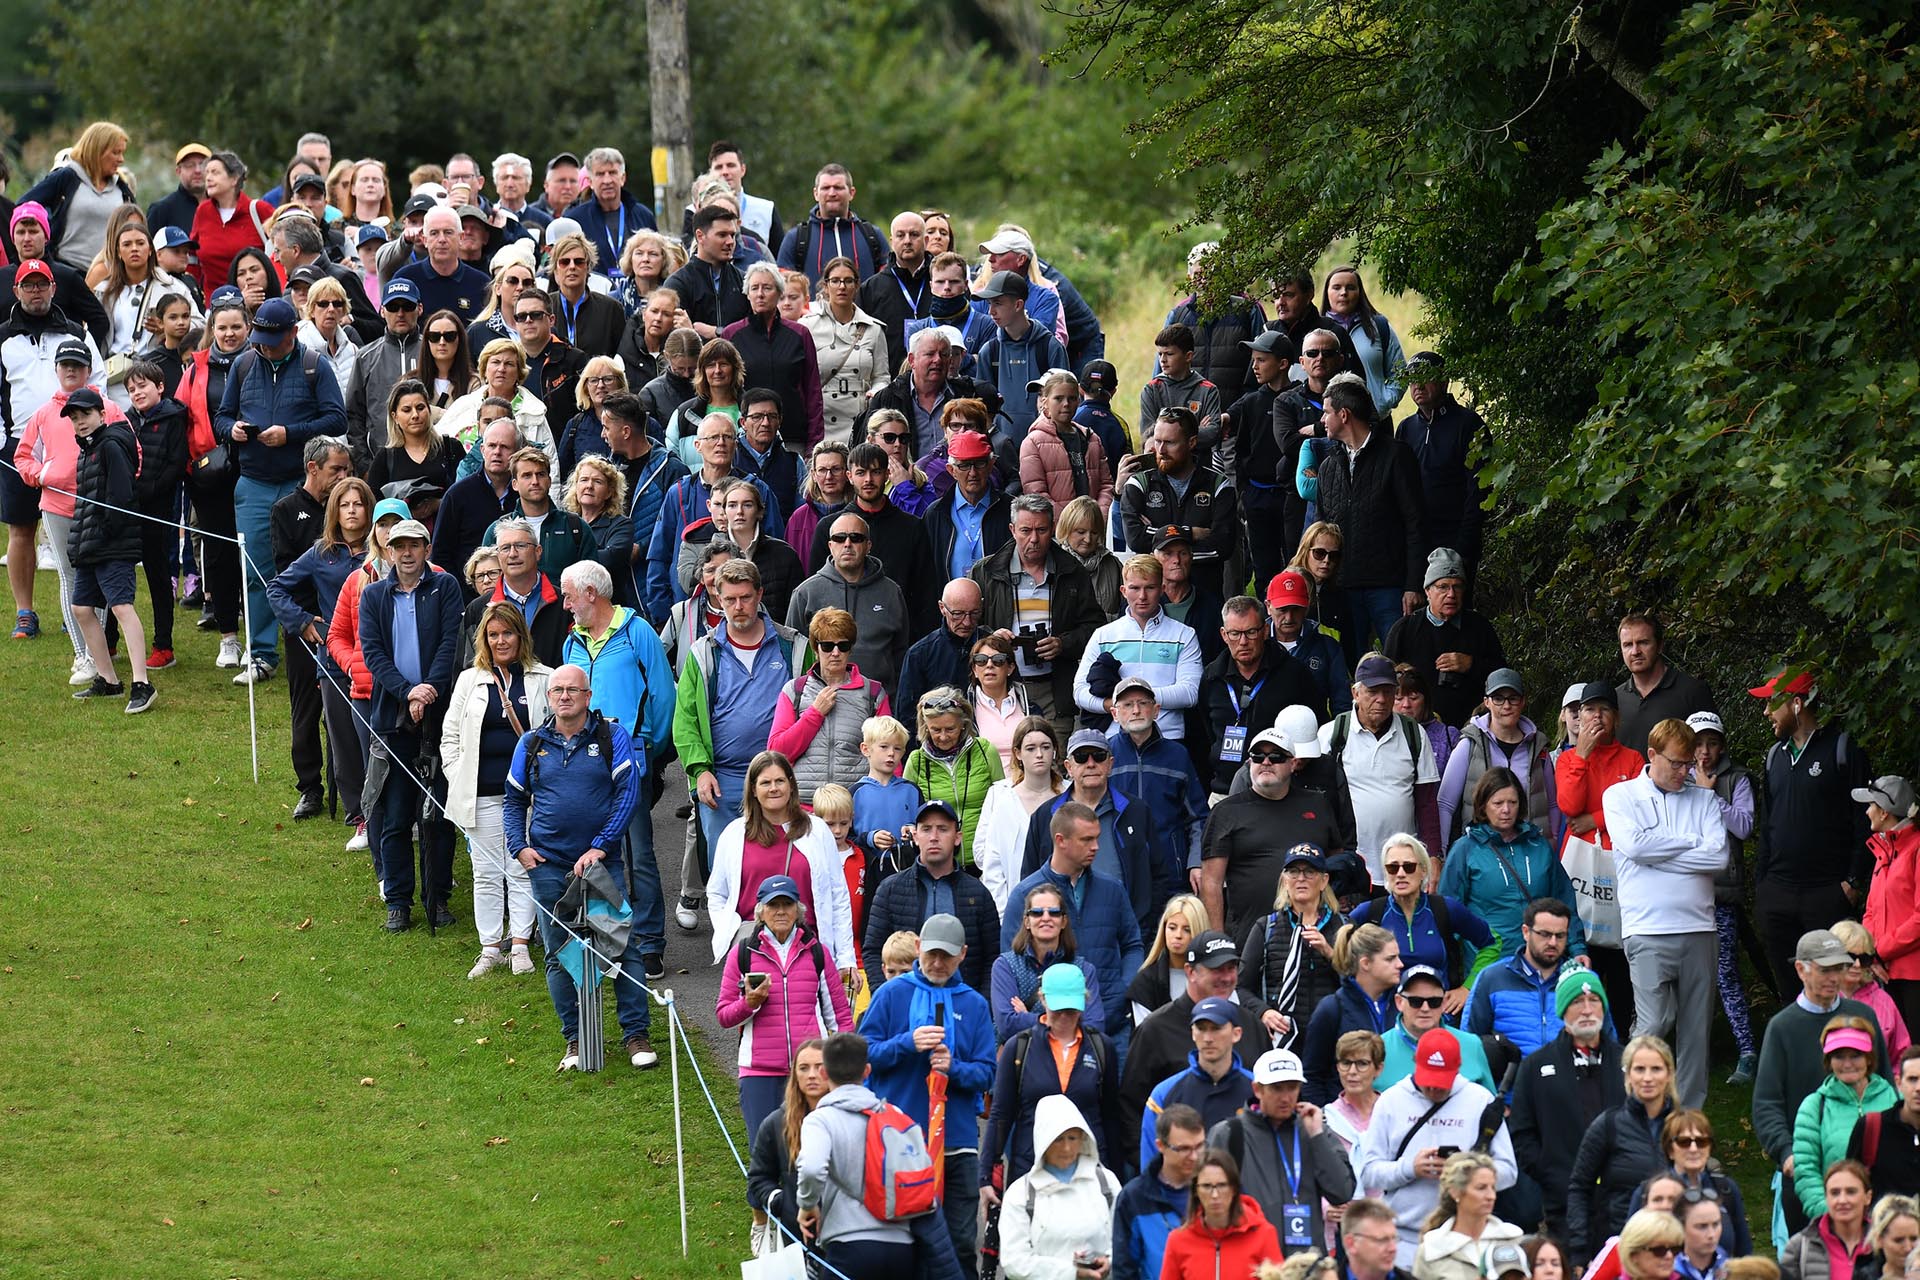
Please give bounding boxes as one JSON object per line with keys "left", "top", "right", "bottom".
{"left": 745, "top": 972, "right": 769, "bottom": 991}
{"left": 1436, "top": 1145, "right": 1460, "bottom": 1158}
{"left": 934, "top": 1004, "right": 946, "bottom": 1030}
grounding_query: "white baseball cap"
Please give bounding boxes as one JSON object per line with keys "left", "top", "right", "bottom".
{"left": 1253, "top": 1048, "right": 1306, "bottom": 1085}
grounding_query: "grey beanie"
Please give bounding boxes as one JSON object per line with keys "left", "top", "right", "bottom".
{"left": 1424, "top": 547, "right": 1466, "bottom": 589}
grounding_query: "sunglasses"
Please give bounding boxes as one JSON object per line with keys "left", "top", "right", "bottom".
{"left": 828, "top": 533, "right": 870, "bottom": 544}
{"left": 1851, "top": 952, "right": 1881, "bottom": 966}
{"left": 815, "top": 640, "right": 852, "bottom": 653}
{"left": 1248, "top": 749, "right": 1290, "bottom": 764}
{"left": 311, "top": 299, "right": 345, "bottom": 310}
{"left": 1400, "top": 994, "right": 1444, "bottom": 1010}
{"left": 1310, "top": 547, "right": 1341, "bottom": 560}
{"left": 877, "top": 432, "right": 909, "bottom": 446}
{"left": 1070, "top": 749, "right": 1110, "bottom": 764}
{"left": 972, "top": 654, "right": 1012, "bottom": 667}
{"left": 1681, "top": 1185, "right": 1721, "bottom": 1203}
{"left": 1670, "top": 1134, "right": 1711, "bottom": 1149}
{"left": 555, "top": 256, "right": 588, "bottom": 267}
{"left": 427, "top": 330, "right": 460, "bottom": 342}
{"left": 1639, "top": 1246, "right": 1678, "bottom": 1259}
{"left": 515, "top": 311, "right": 549, "bottom": 322}
{"left": 1026, "top": 906, "right": 1065, "bottom": 918}
{"left": 1301, "top": 348, "right": 1340, "bottom": 359}
{"left": 1383, "top": 862, "right": 1420, "bottom": 875}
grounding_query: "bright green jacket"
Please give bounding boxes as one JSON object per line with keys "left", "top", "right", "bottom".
{"left": 1792, "top": 1071, "right": 1897, "bottom": 1216}
{"left": 903, "top": 735, "right": 1003, "bottom": 864}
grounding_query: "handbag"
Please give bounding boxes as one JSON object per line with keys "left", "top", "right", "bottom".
{"left": 189, "top": 443, "right": 236, "bottom": 489}
{"left": 104, "top": 281, "right": 161, "bottom": 385}
{"left": 1562, "top": 834, "right": 1623, "bottom": 949}
{"left": 740, "top": 1239, "right": 806, "bottom": 1279}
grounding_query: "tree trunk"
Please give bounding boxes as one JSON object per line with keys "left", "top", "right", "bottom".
{"left": 647, "top": 0, "right": 693, "bottom": 224}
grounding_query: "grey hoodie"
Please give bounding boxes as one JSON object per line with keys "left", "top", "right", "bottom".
{"left": 784, "top": 554, "right": 911, "bottom": 691}
{"left": 795, "top": 1082, "right": 915, "bottom": 1247}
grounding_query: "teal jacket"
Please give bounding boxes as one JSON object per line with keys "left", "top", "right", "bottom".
{"left": 1378, "top": 1019, "right": 1496, "bottom": 1095}
{"left": 560, "top": 605, "right": 675, "bottom": 760}
{"left": 1793, "top": 1072, "right": 1897, "bottom": 1216}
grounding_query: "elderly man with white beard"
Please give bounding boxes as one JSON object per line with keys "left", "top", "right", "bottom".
{"left": 1505, "top": 968, "right": 1624, "bottom": 1242}
{"left": 1105, "top": 677, "right": 1210, "bottom": 895}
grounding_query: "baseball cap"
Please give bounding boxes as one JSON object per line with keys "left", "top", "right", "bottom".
{"left": 1025, "top": 367, "right": 1076, "bottom": 394}
{"left": 174, "top": 142, "right": 212, "bottom": 164}
{"left": 402, "top": 192, "right": 439, "bottom": 219}
{"left": 289, "top": 264, "right": 327, "bottom": 288}
{"left": 1853, "top": 776, "right": 1917, "bottom": 816}
{"left": 1081, "top": 359, "right": 1117, "bottom": 393}
{"left": 54, "top": 338, "right": 92, "bottom": 367}
{"left": 153, "top": 226, "right": 195, "bottom": 250}
{"left": 1412, "top": 1029, "right": 1461, "bottom": 1089}
{"left": 414, "top": 182, "right": 449, "bottom": 203}
{"left": 1151, "top": 526, "right": 1192, "bottom": 552}
{"left": 935, "top": 325, "right": 967, "bottom": 354}
{"left": 1066, "top": 729, "right": 1110, "bottom": 757}
{"left": 1253, "top": 1048, "right": 1306, "bottom": 1084}
{"left": 1241, "top": 329, "right": 1296, "bottom": 358}
{"left": 249, "top": 297, "right": 299, "bottom": 340}
{"left": 1578, "top": 680, "right": 1618, "bottom": 708}
{"left": 1398, "top": 964, "right": 1446, "bottom": 992}
{"left": 914, "top": 799, "right": 959, "bottom": 825}
{"left": 1485, "top": 1242, "right": 1531, "bottom": 1280}
{"left": 1796, "top": 928, "right": 1851, "bottom": 968}
{"left": 357, "top": 223, "right": 390, "bottom": 247}
{"left": 1686, "top": 711, "right": 1725, "bottom": 737}
{"left": 381, "top": 278, "right": 421, "bottom": 309}
{"left": 290, "top": 172, "right": 327, "bottom": 195}
{"left": 455, "top": 203, "right": 489, "bottom": 223}
{"left": 948, "top": 431, "right": 992, "bottom": 462}
{"left": 15, "top": 257, "right": 53, "bottom": 285}
{"left": 545, "top": 216, "right": 585, "bottom": 243}
{"left": 1112, "top": 676, "right": 1157, "bottom": 702}
{"left": 1039, "top": 963, "right": 1086, "bottom": 1013}
{"left": 1407, "top": 350, "right": 1447, "bottom": 381}
{"left": 1249, "top": 727, "right": 1293, "bottom": 758}
{"left": 1354, "top": 654, "right": 1398, "bottom": 690}
{"left": 208, "top": 285, "right": 244, "bottom": 309}
{"left": 1185, "top": 932, "right": 1239, "bottom": 969}
{"left": 919, "top": 913, "right": 967, "bottom": 955}
{"left": 372, "top": 497, "right": 414, "bottom": 524}
{"left": 548, "top": 151, "right": 583, "bottom": 170}
{"left": 1282, "top": 842, "right": 1325, "bottom": 871}
{"left": 1750, "top": 665, "right": 1816, "bottom": 699}
{"left": 1266, "top": 569, "right": 1310, "bottom": 609}
{"left": 1484, "top": 668, "right": 1524, "bottom": 697}
{"left": 973, "top": 269, "right": 1029, "bottom": 301}
{"left": 1189, "top": 996, "right": 1238, "bottom": 1026}
{"left": 59, "top": 388, "right": 105, "bottom": 417}
{"left": 755, "top": 875, "right": 801, "bottom": 905}
{"left": 385, "top": 519, "right": 431, "bottom": 543}
{"left": 1275, "top": 705, "right": 1323, "bottom": 759}
{"left": 1561, "top": 683, "right": 1586, "bottom": 709}
{"left": 979, "top": 230, "right": 1036, "bottom": 258}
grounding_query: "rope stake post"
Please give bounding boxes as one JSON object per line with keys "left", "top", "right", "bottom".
{"left": 665, "top": 990, "right": 688, "bottom": 1257}
{"left": 236, "top": 531, "right": 260, "bottom": 782}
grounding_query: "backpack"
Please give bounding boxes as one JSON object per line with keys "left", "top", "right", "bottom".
{"left": 732, "top": 927, "right": 829, "bottom": 994}
{"left": 836, "top": 1102, "right": 938, "bottom": 1221}
{"left": 788, "top": 216, "right": 888, "bottom": 280}
{"left": 525, "top": 714, "right": 615, "bottom": 790}
{"left": 1327, "top": 711, "right": 1424, "bottom": 771}
{"left": 1024, "top": 1161, "right": 1117, "bottom": 1219}
{"left": 236, "top": 343, "right": 323, "bottom": 398}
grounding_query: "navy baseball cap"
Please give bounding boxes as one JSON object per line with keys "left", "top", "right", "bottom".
{"left": 153, "top": 226, "right": 195, "bottom": 250}
{"left": 1190, "top": 996, "right": 1238, "bottom": 1026}
{"left": 915, "top": 799, "right": 959, "bottom": 825}
{"left": 381, "top": 278, "right": 421, "bottom": 309}
{"left": 756, "top": 875, "right": 801, "bottom": 905}
{"left": 249, "top": 297, "right": 298, "bottom": 341}
{"left": 356, "top": 223, "right": 390, "bottom": 247}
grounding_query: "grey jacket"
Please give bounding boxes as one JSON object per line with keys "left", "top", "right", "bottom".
{"left": 779, "top": 666, "right": 888, "bottom": 804}
{"left": 346, "top": 328, "right": 422, "bottom": 470}
{"left": 785, "top": 556, "right": 911, "bottom": 692}
{"left": 1208, "top": 1110, "right": 1357, "bottom": 1253}
{"left": 795, "top": 1083, "right": 914, "bottom": 1246}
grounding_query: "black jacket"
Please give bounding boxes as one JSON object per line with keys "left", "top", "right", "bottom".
{"left": 1119, "top": 992, "right": 1269, "bottom": 1158}
{"left": 858, "top": 259, "right": 934, "bottom": 374}
{"left": 1166, "top": 296, "right": 1263, "bottom": 409}
{"left": 461, "top": 586, "right": 568, "bottom": 669}
{"left": 548, "top": 290, "right": 623, "bottom": 360}
{"left": 640, "top": 370, "right": 693, "bottom": 438}
{"left": 747, "top": 1106, "right": 803, "bottom": 1248}
{"left": 1237, "top": 905, "right": 1349, "bottom": 1045}
{"left": 921, "top": 485, "right": 1011, "bottom": 582}
{"left": 1201, "top": 644, "right": 1329, "bottom": 794}
{"left": 724, "top": 312, "right": 820, "bottom": 449}
{"left": 615, "top": 320, "right": 664, "bottom": 389}
{"left": 1383, "top": 609, "right": 1510, "bottom": 728}
{"left": 70, "top": 420, "right": 141, "bottom": 565}
{"left": 1315, "top": 427, "right": 1425, "bottom": 593}
{"left": 808, "top": 498, "right": 938, "bottom": 634}
{"left": 0, "top": 264, "right": 108, "bottom": 352}
{"left": 436, "top": 473, "right": 514, "bottom": 601}
{"left": 860, "top": 861, "right": 1000, "bottom": 993}
{"left": 858, "top": 370, "right": 1005, "bottom": 444}
{"left": 1505, "top": 1032, "right": 1625, "bottom": 1240}
{"left": 129, "top": 397, "right": 190, "bottom": 511}
{"left": 968, "top": 542, "right": 1106, "bottom": 713}
{"left": 984, "top": 1023, "right": 1125, "bottom": 1187}
{"left": 269, "top": 484, "right": 327, "bottom": 576}
{"left": 1566, "top": 1088, "right": 1667, "bottom": 1260}
{"left": 896, "top": 625, "right": 975, "bottom": 746}
{"left": 663, "top": 258, "right": 749, "bottom": 334}
{"left": 524, "top": 337, "right": 590, "bottom": 433}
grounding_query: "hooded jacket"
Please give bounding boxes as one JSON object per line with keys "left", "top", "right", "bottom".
{"left": 998, "top": 1095, "right": 1123, "bottom": 1280}
{"left": 1866, "top": 824, "right": 1920, "bottom": 982}
{"left": 1794, "top": 1072, "right": 1899, "bottom": 1218}
{"left": 777, "top": 206, "right": 889, "bottom": 285}
{"left": 721, "top": 311, "right": 824, "bottom": 448}
{"left": 979, "top": 321, "right": 1070, "bottom": 448}
{"left": 1355, "top": 1075, "right": 1516, "bottom": 1266}
{"left": 1314, "top": 425, "right": 1425, "bottom": 593}
{"left": 559, "top": 604, "right": 675, "bottom": 757}
{"left": 1412, "top": 1215, "right": 1524, "bottom": 1280}
{"left": 862, "top": 960, "right": 996, "bottom": 1151}
{"left": 1566, "top": 1096, "right": 1676, "bottom": 1258}
{"left": 344, "top": 328, "right": 421, "bottom": 468}
{"left": 1463, "top": 952, "right": 1599, "bottom": 1060}
{"left": 794, "top": 1081, "right": 915, "bottom": 1247}
{"left": 1159, "top": 1195, "right": 1283, "bottom": 1280}
{"left": 1438, "top": 715, "right": 1555, "bottom": 844}
{"left": 1112, "top": 1155, "right": 1189, "bottom": 1280}
{"left": 1165, "top": 295, "right": 1265, "bottom": 411}
{"left": 1439, "top": 820, "right": 1585, "bottom": 965}
{"left": 983, "top": 1018, "right": 1123, "bottom": 1187}
{"left": 14, "top": 387, "right": 127, "bottom": 518}
{"left": 128, "top": 395, "right": 190, "bottom": 508}
{"left": 785, "top": 555, "right": 910, "bottom": 691}
{"left": 68, "top": 418, "right": 142, "bottom": 565}
{"left": 716, "top": 920, "right": 854, "bottom": 1077}
{"left": 1208, "top": 1107, "right": 1356, "bottom": 1256}
{"left": 1106, "top": 722, "right": 1209, "bottom": 876}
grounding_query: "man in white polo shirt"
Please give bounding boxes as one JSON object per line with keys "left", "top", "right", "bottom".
{"left": 1602, "top": 715, "right": 1727, "bottom": 1109}
{"left": 1320, "top": 653, "right": 1441, "bottom": 884}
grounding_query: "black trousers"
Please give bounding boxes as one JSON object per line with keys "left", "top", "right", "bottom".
{"left": 191, "top": 479, "right": 242, "bottom": 632}
{"left": 283, "top": 624, "right": 325, "bottom": 797}
{"left": 1755, "top": 877, "right": 1855, "bottom": 1000}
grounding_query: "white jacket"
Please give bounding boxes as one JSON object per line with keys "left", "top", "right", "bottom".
{"left": 1355, "top": 1076, "right": 1517, "bottom": 1267}
{"left": 437, "top": 385, "right": 553, "bottom": 464}
{"left": 1602, "top": 771, "right": 1728, "bottom": 934}
{"left": 1072, "top": 609, "right": 1203, "bottom": 740}
{"left": 799, "top": 300, "right": 888, "bottom": 446}
{"left": 999, "top": 1095, "right": 1120, "bottom": 1280}
{"left": 973, "top": 781, "right": 1062, "bottom": 916}
{"left": 706, "top": 812, "right": 855, "bottom": 969}
{"left": 1412, "top": 1216, "right": 1524, "bottom": 1280}
{"left": 439, "top": 662, "right": 553, "bottom": 828}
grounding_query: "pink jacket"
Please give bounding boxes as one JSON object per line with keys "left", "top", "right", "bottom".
{"left": 1866, "top": 825, "right": 1920, "bottom": 982}
{"left": 15, "top": 391, "right": 130, "bottom": 518}
{"left": 716, "top": 922, "right": 854, "bottom": 1077}
{"left": 1018, "top": 416, "right": 1112, "bottom": 519}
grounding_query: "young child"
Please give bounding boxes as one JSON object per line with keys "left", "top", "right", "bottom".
{"left": 811, "top": 783, "right": 870, "bottom": 944}
{"left": 880, "top": 931, "right": 920, "bottom": 983}
{"left": 1073, "top": 358, "right": 1131, "bottom": 472}
{"left": 849, "top": 715, "right": 921, "bottom": 876}
{"left": 63, "top": 388, "right": 154, "bottom": 713}
{"left": 123, "top": 362, "right": 190, "bottom": 670}
{"left": 903, "top": 689, "right": 1003, "bottom": 868}
{"left": 140, "top": 294, "right": 197, "bottom": 397}
{"left": 151, "top": 228, "right": 204, "bottom": 310}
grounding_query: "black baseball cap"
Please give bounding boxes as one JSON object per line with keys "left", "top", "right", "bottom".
{"left": 290, "top": 172, "right": 327, "bottom": 195}
{"left": 1081, "top": 359, "right": 1117, "bottom": 393}
{"left": 54, "top": 338, "right": 92, "bottom": 367}
{"left": 1185, "top": 931, "right": 1240, "bottom": 969}
{"left": 60, "top": 388, "right": 105, "bottom": 417}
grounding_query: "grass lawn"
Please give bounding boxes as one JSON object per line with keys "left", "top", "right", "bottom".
{"left": 0, "top": 565, "right": 753, "bottom": 1279}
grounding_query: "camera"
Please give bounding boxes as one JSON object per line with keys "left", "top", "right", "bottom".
{"left": 1014, "top": 624, "right": 1050, "bottom": 659}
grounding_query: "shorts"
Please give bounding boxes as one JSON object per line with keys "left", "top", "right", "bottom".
{"left": 0, "top": 457, "right": 40, "bottom": 525}
{"left": 72, "top": 560, "right": 136, "bottom": 609}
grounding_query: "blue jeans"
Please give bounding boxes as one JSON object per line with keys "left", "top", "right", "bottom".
{"left": 1350, "top": 586, "right": 1409, "bottom": 653}
{"left": 623, "top": 799, "right": 665, "bottom": 959}
{"left": 234, "top": 474, "right": 298, "bottom": 665}
{"left": 528, "top": 859, "right": 651, "bottom": 1042}
{"left": 739, "top": 1075, "right": 786, "bottom": 1144}
{"left": 694, "top": 766, "right": 747, "bottom": 869}
{"left": 942, "top": 1150, "right": 980, "bottom": 1280}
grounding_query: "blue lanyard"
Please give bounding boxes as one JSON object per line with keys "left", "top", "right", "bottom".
{"left": 1227, "top": 676, "right": 1266, "bottom": 723}
{"left": 1273, "top": 1123, "right": 1303, "bottom": 1198}
{"left": 1363, "top": 989, "right": 1392, "bottom": 1032}
{"left": 604, "top": 205, "right": 627, "bottom": 271}
{"left": 894, "top": 266, "right": 927, "bottom": 314}
{"left": 558, "top": 292, "right": 584, "bottom": 345}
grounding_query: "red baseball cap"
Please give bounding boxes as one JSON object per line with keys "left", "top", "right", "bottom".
{"left": 949, "top": 431, "right": 992, "bottom": 463}
{"left": 16, "top": 258, "right": 53, "bottom": 285}
{"left": 1749, "top": 665, "right": 1816, "bottom": 699}
{"left": 1266, "top": 569, "right": 1310, "bottom": 610}
{"left": 1412, "top": 1029, "right": 1461, "bottom": 1089}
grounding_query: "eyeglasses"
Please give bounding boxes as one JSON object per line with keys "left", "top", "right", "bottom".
{"left": 1026, "top": 907, "right": 1065, "bottom": 918}
{"left": 951, "top": 458, "right": 989, "bottom": 471}
{"left": 743, "top": 411, "right": 780, "bottom": 423}
{"left": 1337, "top": 1058, "right": 1377, "bottom": 1069}
{"left": 549, "top": 685, "right": 587, "bottom": 696}
{"left": 828, "top": 533, "right": 870, "bottom": 545}
{"left": 1383, "top": 862, "right": 1420, "bottom": 876}
{"left": 1070, "top": 748, "right": 1111, "bottom": 764}
{"left": 877, "top": 432, "right": 909, "bottom": 445}
{"left": 941, "top": 605, "right": 981, "bottom": 620}
{"left": 311, "top": 299, "right": 346, "bottom": 310}
{"left": 1658, "top": 755, "right": 1692, "bottom": 770}
{"left": 1671, "top": 1134, "right": 1712, "bottom": 1149}
{"left": 1528, "top": 928, "right": 1569, "bottom": 942}
{"left": 1195, "top": 1181, "right": 1234, "bottom": 1196}
{"left": 427, "top": 330, "right": 460, "bottom": 343}
{"left": 825, "top": 277, "right": 857, "bottom": 287}
{"left": 1223, "top": 627, "right": 1265, "bottom": 641}
{"left": 1281, "top": 866, "right": 1321, "bottom": 879}
{"left": 1309, "top": 547, "right": 1340, "bottom": 560}
{"left": 814, "top": 640, "right": 852, "bottom": 653}
{"left": 471, "top": 567, "right": 501, "bottom": 582}
{"left": 1163, "top": 1141, "right": 1206, "bottom": 1158}
{"left": 584, "top": 375, "right": 619, "bottom": 386}
{"left": 495, "top": 541, "right": 536, "bottom": 554}
{"left": 1400, "top": 993, "right": 1445, "bottom": 1009}
{"left": 972, "top": 654, "right": 1012, "bottom": 667}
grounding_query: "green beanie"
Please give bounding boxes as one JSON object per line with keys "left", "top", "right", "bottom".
{"left": 1555, "top": 966, "right": 1608, "bottom": 1020}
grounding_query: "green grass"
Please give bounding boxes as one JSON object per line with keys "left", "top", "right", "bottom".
{"left": 0, "top": 566, "right": 752, "bottom": 1279}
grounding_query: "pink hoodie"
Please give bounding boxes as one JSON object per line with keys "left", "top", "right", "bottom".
{"left": 15, "top": 389, "right": 131, "bottom": 518}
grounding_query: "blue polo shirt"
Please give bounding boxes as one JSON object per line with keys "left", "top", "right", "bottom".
{"left": 393, "top": 258, "right": 493, "bottom": 324}
{"left": 947, "top": 489, "right": 992, "bottom": 578}
{"left": 390, "top": 583, "right": 422, "bottom": 686}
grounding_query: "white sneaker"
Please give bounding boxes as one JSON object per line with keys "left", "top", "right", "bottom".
{"left": 749, "top": 1219, "right": 768, "bottom": 1257}
{"left": 674, "top": 895, "right": 700, "bottom": 931}
{"left": 232, "top": 658, "right": 273, "bottom": 685}
{"left": 467, "top": 949, "right": 505, "bottom": 980}
{"left": 215, "top": 636, "right": 243, "bottom": 668}
{"left": 68, "top": 655, "right": 97, "bottom": 686}
{"left": 36, "top": 543, "right": 55, "bottom": 571}
{"left": 345, "top": 820, "right": 369, "bottom": 852}
{"left": 556, "top": 1042, "right": 581, "bottom": 1072}
{"left": 509, "top": 947, "right": 534, "bottom": 975}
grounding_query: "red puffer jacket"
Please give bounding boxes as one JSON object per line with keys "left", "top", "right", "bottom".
{"left": 1866, "top": 824, "right": 1920, "bottom": 982}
